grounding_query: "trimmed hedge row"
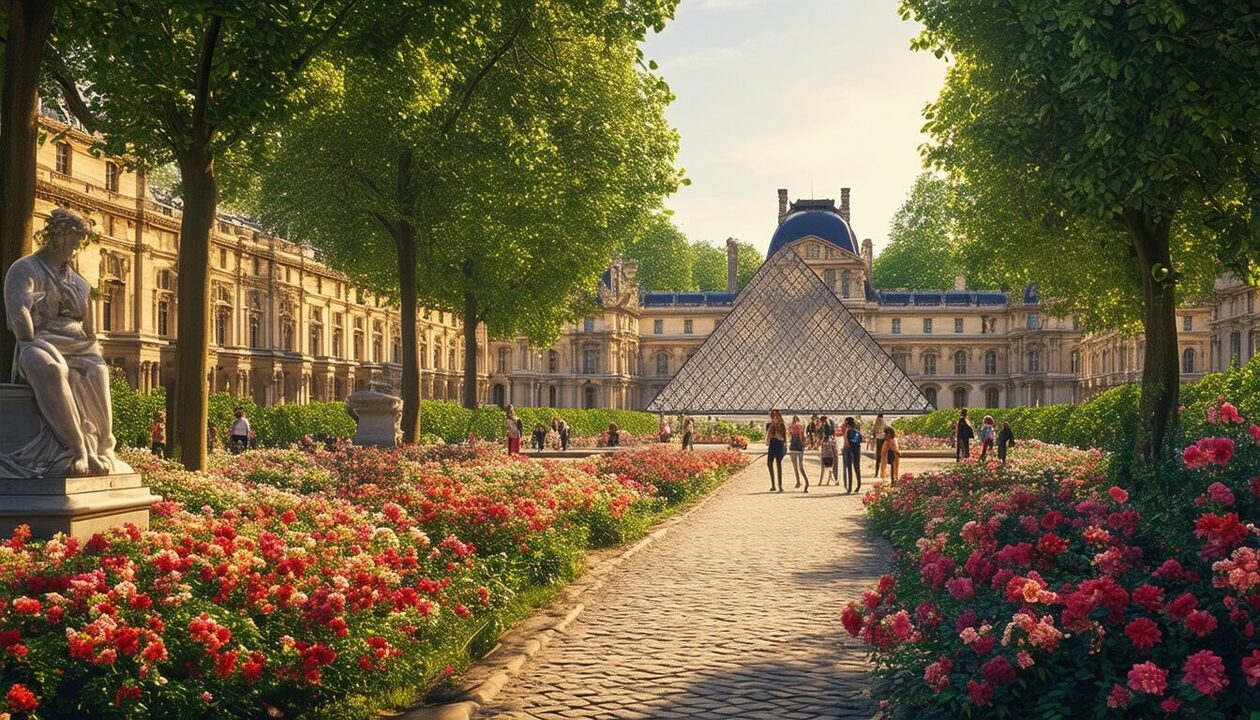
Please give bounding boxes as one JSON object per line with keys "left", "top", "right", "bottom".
{"left": 110, "top": 378, "right": 664, "bottom": 447}
{"left": 892, "top": 357, "right": 1260, "bottom": 453}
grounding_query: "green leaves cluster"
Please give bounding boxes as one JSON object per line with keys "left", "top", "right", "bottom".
{"left": 871, "top": 172, "right": 963, "bottom": 290}
{"left": 622, "top": 213, "right": 763, "bottom": 292}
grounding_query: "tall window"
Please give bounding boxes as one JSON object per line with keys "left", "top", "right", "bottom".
{"left": 841, "top": 271, "right": 852, "bottom": 299}
{"left": 1231, "top": 331, "right": 1242, "bottom": 365}
{"left": 583, "top": 385, "right": 597, "bottom": 409}
{"left": 823, "top": 269, "right": 835, "bottom": 290}
{"left": 653, "top": 319, "right": 663, "bottom": 334}
{"left": 1182, "top": 315, "right": 1193, "bottom": 332}
{"left": 101, "top": 288, "right": 114, "bottom": 332}
{"left": 684, "top": 319, "right": 694, "bottom": 334}
{"left": 891, "top": 318, "right": 901, "bottom": 334}
{"left": 923, "top": 354, "right": 937, "bottom": 376}
{"left": 954, "top": 318, "right": 964, "bottom": 333}
{"left": 332, "top": 328, "right": 343, "bottom": 359}
{"left": 496, "top": 347, "right": 508, "bottom": 373}
{"left": 953, "top": 350, "right": 967, "bottom": 375}
{"left": 433, "top": 346, "right": 441, "bottom": 369}
{"left": 656, "top": 353, "right": 669, "bottom": 376}
{"left": 583, "top": 318, "right": 595, "bottom": 333}
{"left": 548, "top": 386, "right": 557, "bottom": 407}
{"left": 582, "top": 349, "right": 597, "bottom": 374}
{"left": 105, "top": 162, "right": 119, "bottom": 192}
{"left": 216, "top": 312, "right": 229, "bottom": 347}
{"left": 892, "top": 351, "right": 908, "bottom": 371}
{"left": 310, "top": 326, "right": 322, "bottom": 357}
{"left": 984, "top": 350, "right": 997, "bottom": 375}
{"left": 157, "top": 300, "right": 170, "bottom": 336}
{"left": 492, "top": 384, "right": 506, "bottom": 408}
{"left": 249, "top": 314, "right": 261, "bottom": 349}
{"left": 55, "top": 143, "right": 71, "bottom": 175}
{"left": 1027, "top": 312, "right": 1041, "bottom": 330}
{"left": 985, "top": 387, "right": 1000, "bottom": 408}
{"left": 1028, "top": 350, "right": 1041, "bottom": 373}
{"left": 923, "top": 318, "right": 933, "bottom": 334}
{"left": 548, "top": 350, "right": 559, "bottom": 373}
{"left": 953, "top": 387, "right": 967, "bottom": 409}
{"left": 1183, "top": 348, "right": 1196, "bottom": 374}
{"left": 924, "top": 387, "right": 937, "bottom": 409}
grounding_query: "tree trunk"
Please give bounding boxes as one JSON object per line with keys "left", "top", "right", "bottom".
{"left": 395, "top": 222, "right": 420, "bottom": 443}
{"left": 0, "top": 0, "right": 56, "bottom": 380}
{"left": 462, "top": 288, "right": 479, "bottom": 409}
{"left": 171, "top": 141, "right": 217, "bottom": 471}
{"left": 1122, "top": 209, "right": 1179, "bottom": 465}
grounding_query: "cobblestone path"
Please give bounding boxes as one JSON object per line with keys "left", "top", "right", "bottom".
{"left": 479, "top": 454, "right": 941, "bottom": 720}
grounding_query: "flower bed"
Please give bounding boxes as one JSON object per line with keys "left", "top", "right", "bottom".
{"left": 847, "top": 397, "right": 1260, "bottom": 718}
{"left": 0, "top": 445, "right": 745, "bottom": 719}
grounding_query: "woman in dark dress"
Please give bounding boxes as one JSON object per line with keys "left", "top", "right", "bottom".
{"left": 766, "top": 409, "right": 787, "bottom": 492}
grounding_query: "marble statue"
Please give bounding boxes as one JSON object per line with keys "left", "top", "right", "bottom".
{"left": 2, "top": 208, "right": 124, "bottom": 477}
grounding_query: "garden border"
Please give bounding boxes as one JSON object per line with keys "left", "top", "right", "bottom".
{"left": 394, "top": 459, "right": 757, "bottom": 720}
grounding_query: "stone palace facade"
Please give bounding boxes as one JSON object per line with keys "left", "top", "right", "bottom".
{"left": 30, "top": 115, "right": 1259, "bottom": 412}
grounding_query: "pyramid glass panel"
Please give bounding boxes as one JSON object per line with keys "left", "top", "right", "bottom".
{"left": 647, "top": 247, "right": 932, "bottom": 415}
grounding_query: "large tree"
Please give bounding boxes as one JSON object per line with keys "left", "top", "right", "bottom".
{"left": 624, "top": 213, "right": 696, "bottom": 292}
{"left": 871, "top": 172, "right": 962, "bottom": 290}
{"left": 52, "top": 0, "right": 373, "bottom": 470}
{"left": 902, "top": 0, "right": 1260, "bottom": 464}
{"left": 0, "top": 1, "right": 57, "bottom": 377}
{"left": 254, "top": 0, "right": 681, "bottom": 423}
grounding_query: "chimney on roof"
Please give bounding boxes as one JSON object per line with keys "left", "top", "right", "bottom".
{"left": 777, "top": 188, "right": 789, "bottom": 223}
{"left": 839, "top": 188, "right": 851, "bottom": 222}
{"left": 954, "top": 274, "right": 967, "bottom": 291}
{"left": 861, "top": 238, "right": 873, "bottom": 277}
{"left": 726, "top": 237, "right": 738, "bottom": 293}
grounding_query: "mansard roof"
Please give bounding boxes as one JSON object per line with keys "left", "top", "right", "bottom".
{"left": 767, "top": 207, "right": 859, "bottom": 257}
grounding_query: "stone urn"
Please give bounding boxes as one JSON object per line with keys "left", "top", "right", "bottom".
{"left": 346, "top": 383, "right": 402, "bottom": 447}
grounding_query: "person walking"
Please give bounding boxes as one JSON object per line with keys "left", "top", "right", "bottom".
{"left": 788, "top": 415, "right": 808, "bottom": 491}
{"left": 505, "top": 405, "right": 522, "bottom": 455}
{"left": 558, "top": 417, "right": 571, "bottom": 451}
{"left": 150, "top": 411, "right": 166, "bottom": 457}
{"left": 997, "top": 421, "right": 1016, "bottom": 464}
{"left": 229, "top": 407, "right": 251, "bottom": 455}
{"left": 978, "top": 415, "right": 997, "bottom": 461}
{"left": 872, "top": 413, "right": 886, "bottom": 477}
{"left": 881, "top": 427, "right": 901, "bottom": 481}
{"left": 954, "top": 408, "right": 974, "bottom": 461}
{"left": 818, "top": 432, "right": 838, "bottom": 487}
{"left": 842, "top": 416, "right": 864, "bottom": 494}
{"left": 766, "top": 409, "right": 787, "bottom": 492}
{"left": 681, "top": 415, "right": 695, "bottom": 451}
{"left": 806, "top": 414, "right": 819, "bottom": 450}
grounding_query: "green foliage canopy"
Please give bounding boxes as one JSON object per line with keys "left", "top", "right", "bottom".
{"left": 871, "top": 172, "right": 962, "bottom": 290}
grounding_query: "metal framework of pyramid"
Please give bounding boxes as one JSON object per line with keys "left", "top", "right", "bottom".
{"left": 647, "top": 247, "right": 932, "bottom": 415}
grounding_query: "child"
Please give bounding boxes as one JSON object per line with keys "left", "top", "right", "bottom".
{"left": 818, "top": 435, "right": 839, "bottom": 487}
{"left": 978, "top": 415, "right": 996, "bottom": 460}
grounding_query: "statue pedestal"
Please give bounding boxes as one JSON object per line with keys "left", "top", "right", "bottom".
{"left": 346, "top": 386, "right": 402, "bottom": 447}
{"left": 0, "top": 384, "right": 161, "bottom": 540}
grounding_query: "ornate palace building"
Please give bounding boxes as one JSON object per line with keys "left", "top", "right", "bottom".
{"left": 31, "top": 113, "right": 1258, "bottom": 412}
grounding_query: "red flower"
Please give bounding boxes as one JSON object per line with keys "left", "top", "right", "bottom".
{"left": 841, "top": 604, "right": 863, "bottom": 636}
{"left": 1167, "top": 592, "right": 1198, "bottom": 620}
{"left": 1127, "top": 661, "right": 1168, "bottom": 695}
{"left": 1249, "top": 423, "right": 1260, "bottom": 443}
{"left": 1108, "top": 486, "right": 1129, "bottom": 504}
{"left": 1124, "top": 617, "right": 1162, "bottom": 650}
{"left": 924, "top": 656, "right": 952, "bottom": 693}
{"left": 1106, "top": 684, "right": 1131, "bottom": 709}
{"left": 1242, "top": 650, "right": 1260, "bottom": 687}
{"left": 6, "top": 683, "right": 38, "bottom": 711}
{"left": 982, "top": 655, "right": 1017, "bottom": 685}
{"left": 966, "top": 680, "right": 993, "bottom": 706}
{"left": 1206, "top": 482, "right": 1235, "bottom": 506}
{"left": 1183, "top": 650, "right": 1229, "bottom": 698}
{"left": 1131, "top": 584, "right": 1164, "bottom": 611}
{"left": 1184, "top": 609, "right": 1218, "bottom": 637}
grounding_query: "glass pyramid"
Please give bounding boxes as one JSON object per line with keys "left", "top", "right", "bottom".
{"left": 647, "top": 247, "right": 932, "bottom": 415}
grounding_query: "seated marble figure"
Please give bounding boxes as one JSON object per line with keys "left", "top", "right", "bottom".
{"left": 2, "top": 208, "right": 126, "bottom": 478}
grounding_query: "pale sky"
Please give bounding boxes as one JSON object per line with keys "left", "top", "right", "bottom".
{"left": 641, "top": 0, "right": 947, "bottom": 257}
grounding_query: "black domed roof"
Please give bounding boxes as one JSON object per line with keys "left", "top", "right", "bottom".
{"left": 768, "top": 208, "right": 858, "bottom": 258}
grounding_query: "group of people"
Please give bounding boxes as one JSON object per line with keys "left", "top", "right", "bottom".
{"left": 764, "top": 411, "right": 893, "bottom": 494}
{"left": 952, "top": 408, "right": 1016, "bottom": 463}
{"left": 657, "top": 414, "right": 695, "bottom": 451}
{"left": 148, "top": 406, "right": 255, "bottom": 458}
{"left": 505, "top": 405, "right": 573, "bottom": 454}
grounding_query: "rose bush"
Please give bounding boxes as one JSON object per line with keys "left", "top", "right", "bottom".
{"left": 0, "top": 445, "right": 745, "bottom": 719}
{"left": 849, "top": 396, "right": 1260, "bottom": 718}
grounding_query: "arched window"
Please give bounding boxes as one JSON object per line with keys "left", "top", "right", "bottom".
{"left": 583, "top": 385, "right": 597, "bottom": 409}
{"left": 656, "top": 353, "right": 669, "bottom": 376}
{"left": 1028, "top": 350, "right": 1041, "bottom": 373}
{"left": 496, "top": 347, "right": 508, "bottom": 373}
{"left": 1182, "top": 348, "right": 1196, "bottom": 374}
{"left": 953, "top": 387, "right": 967, "bottom": 408}
{"left": 841, "top": 271, "right": 852, "bottom": 299}
{"left": 953, "top": 350, "right": 967, "bottom": 375}
{"left": 923, "top": 354, "right": 937, "bottom": 376}
{"left": 984, "top": 350, "right": 997, "bottom": 375}
{"left": 985, "top": 387, "right": 1000, "bottom": 408}
{"left": 249, "top": 314, "right": 261, "bottom": 349}
{"left": 492, "top": 384, "right": 506, "bottom": 408}
{"left": 923, "top": 387, "right": 937, "bottom": 409}
{"left": 548, "top": 350, "right": 559, "bottom": 373}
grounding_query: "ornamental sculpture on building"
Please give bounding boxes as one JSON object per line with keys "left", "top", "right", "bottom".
{"left": 2, "top": 208, "right": 125, "bottom": 477}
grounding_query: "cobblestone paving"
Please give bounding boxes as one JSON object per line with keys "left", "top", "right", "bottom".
{"left": 479, "top": 454, "right": 943, "bottom": 720}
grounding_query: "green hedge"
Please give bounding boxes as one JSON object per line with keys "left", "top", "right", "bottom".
{"left": 109, "top": 379, "right": 663, "bottom": 447}
{"left": 892, "top": 357, "right": 1260, "bottom": 453}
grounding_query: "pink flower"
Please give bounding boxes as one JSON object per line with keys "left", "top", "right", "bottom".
{"left": 1106, "top": 683, "right": 1131, "bottom": 709}
{"left": 1124, "top": 617, "right": 1162, "bottom": 650}
{"left": 1249, "top": 423, "right": 1260, "bottom": 443}
{"left": 1108, "top": 486, "right": 1129, "bottom": 504}
{"left": 1160, "top": 697, "right": 1182, "bottom": 713}
{"left": 1182, "top": 650, "right": 1229, "bottom": 698}
{"left": 966, "top": 680, "right": 993, "bottom": 706}
{"left": 1220, "top": 402, "right": 1244, "bottom": 424}
{"left": 1184, "top": 609, "right": 1218, "bottom": 637}
{"left": 1243, "top": 650, "right": 1260, "bottom": 687}
{"left": 1127, "top": 661, "right": 1168, "bottom": 695}
{"left": 923, "top": 656, "right": 952, "bottom": 693}
{"left": 981, "top": 655, "right": 1017, "bottom": 685}
{"left": 1206, "top": 482, "right": 1235, "bottom": 506}
{"left": 1182, "top": 437, "right": 1235, "bottom": 469}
